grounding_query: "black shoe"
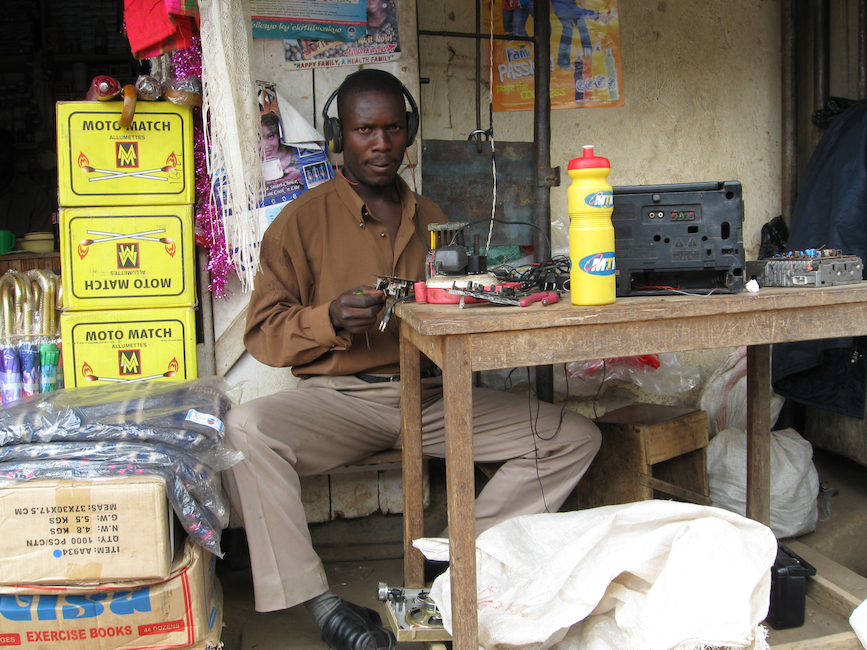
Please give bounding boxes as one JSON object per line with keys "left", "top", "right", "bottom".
{"left": 320, "top": 601, "right": 396, "bottom": 650}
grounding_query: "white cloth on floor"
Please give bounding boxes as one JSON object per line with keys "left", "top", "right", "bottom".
{"left": 414, "top": 500, "right": 777, "bottom": 650}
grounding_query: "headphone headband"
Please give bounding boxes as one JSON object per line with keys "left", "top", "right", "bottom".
{"left": 321, "top": 75, "right": 420, "bottom": 153}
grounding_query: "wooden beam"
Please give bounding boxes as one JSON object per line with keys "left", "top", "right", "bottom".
{"left": 770, "top": 631, "right": 861, "bottom": 649}
{"left": 215, "top": 305, "right": 248, "bottom": 376}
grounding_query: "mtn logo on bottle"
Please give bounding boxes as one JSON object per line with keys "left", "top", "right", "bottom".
{"left": 579, "top": 252, "right": 616, "bottom": 275}
{"left": 585, "top": 191, "right": 613, "bottom": 208}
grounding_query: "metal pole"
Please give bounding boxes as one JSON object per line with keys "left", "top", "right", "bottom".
{"left": 534, "top": 0, "right": 555, "bottom": 403}
{"left": 474, "top": 0, "right": 483, "bottom": 153}
{"left": 781, "top": 0, "right": 797, "bottom": 224}
{"left": 860, "top": 0, "right": 867, "bottom": 99}
{"left": 812, "top": 0, "right": 830, "bottom": 149}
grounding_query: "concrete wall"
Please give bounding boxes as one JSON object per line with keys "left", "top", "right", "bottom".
{"left": 219, "top": 0, "right": 423, "bottom": 399}
{"left": 218, "top": 0, "right": 785, "bottom": 408}
{"left": 417, "top": 0, "right": 782, "bottom": 258}
{"left": 209, "top": 0, "right": 795, "bottom": 535}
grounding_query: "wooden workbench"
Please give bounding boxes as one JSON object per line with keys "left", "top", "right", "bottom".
{"left": 395, "top": 283, "right": 867, "bottom": 650}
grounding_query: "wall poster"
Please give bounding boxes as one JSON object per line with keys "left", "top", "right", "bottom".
{"left": 486, "top": 0, "right": 623, "bottom": 111}
{"left": 283, "top": 0, "right": 401, "bottom": 70}
{"left": 251, "top": 0, "right": 368, "bottom": 42}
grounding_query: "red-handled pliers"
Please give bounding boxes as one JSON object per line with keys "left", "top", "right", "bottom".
{"left": 519, "top": 292, "right": 560, "bottom": 307}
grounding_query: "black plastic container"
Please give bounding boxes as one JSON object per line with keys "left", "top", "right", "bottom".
{"left": 767, "top": 544, "right": 817, "bottom": 629}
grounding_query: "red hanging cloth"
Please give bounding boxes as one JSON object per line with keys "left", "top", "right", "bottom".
{"left": 124, "top": 0, "right": 200, "bottom": 59}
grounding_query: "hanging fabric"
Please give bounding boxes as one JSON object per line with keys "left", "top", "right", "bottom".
{"left": 199, "top": 0, "right": 265, "bottom": 291}
{"left": 124, "top": 0, "right": 201, "bottom": 59}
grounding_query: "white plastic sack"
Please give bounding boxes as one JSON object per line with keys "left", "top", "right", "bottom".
{"left": 849, "top": 598, "right": 867, "bottom": 648}
{"left": 700, "top": 347, "right": 785, "bottom": 437}
{"left": 414, "top": 501, "right": 776, "bottom": 650}
{"left": 707, "top": 427, "right": 819, "bottom": 538}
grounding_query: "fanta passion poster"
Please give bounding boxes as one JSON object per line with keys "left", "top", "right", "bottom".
{"left": 485, "top": 0, "right": 623, "bottom": 112}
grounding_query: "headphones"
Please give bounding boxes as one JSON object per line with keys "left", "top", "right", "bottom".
{"left": 321, "top": 75, "right": 420, "bottom": 154}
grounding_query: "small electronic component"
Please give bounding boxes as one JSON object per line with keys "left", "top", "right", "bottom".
{"left": 377, "top": 583, "right": 450, "bottom": 642}
{"left": 746, "top": 252, "right": 863, "bottom": 287}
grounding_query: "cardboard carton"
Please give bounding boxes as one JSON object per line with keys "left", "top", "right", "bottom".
{"left": 60, "top": 307, "right": 198, "bottom": 388}
{"left": 0, "top": 476, "right": 174, "bottom": 585}
{"left": 0, "top": 537, "right": 221, "bottom": 650}
{"left": 59, "top": 205, "right": 196, "bottom": 311}
{"left": 56, "top": 101, "right": 194, "bottom": 207}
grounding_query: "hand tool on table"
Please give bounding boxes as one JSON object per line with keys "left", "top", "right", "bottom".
{"left": 447, "top": 284, "right": 560, "bottom": 308}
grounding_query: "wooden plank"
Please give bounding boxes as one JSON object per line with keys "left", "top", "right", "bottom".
{"left": 216, "top": 305, "right": 248, "bottom": 376}
{"left": 807, "top": 574, "right": 865, "bottom": 621}
{"left": 574, "top": 420, "right": 651, "bottom": 508}
{"left": 400, "top": 325, "right": 426, "bottom": 589}
{"left": 785, "top": 540, "right": 867, "bottom": 605}
{"left": 770, "top": 631, "right": 861, "bottom": 650}
{"left": 399, "top": 287, "right": 867, "bottom": 372}
{"left": 638, "top": 474, "right": 711, "bottom": 505}
{"left": 396, "top": 284, "right": 867, "bottom": 337}
{"left": 0, "top": 252, "right": 60, "bottom": 274}
{"left": 598, "top": 403, "right": 698, "bottom": 426}
{"left": 652, "top": 449, "right": 709, "bottom": 502}
{"left": 644, "top": 410, "right": 708, "bottom": 465}
{"left": 442, "top": 333, "right": 477, "bottom": 650}
{"left": 746, "top": 344, "right": 771, "bottom": 525}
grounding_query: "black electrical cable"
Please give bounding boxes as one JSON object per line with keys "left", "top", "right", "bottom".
{"left": 525, "top": 364, "right": 574, "bottom": 514}
{"left": 592, "top": 359, "right": 607, "bottom": 423}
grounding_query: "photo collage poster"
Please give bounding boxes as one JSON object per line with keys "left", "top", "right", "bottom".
{"left": 257, "top": 82, "right": 334, "bottom": 226}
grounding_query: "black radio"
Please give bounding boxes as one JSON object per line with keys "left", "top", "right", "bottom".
{"left": 611, "top": 181, "right": 745, "bottom": 296}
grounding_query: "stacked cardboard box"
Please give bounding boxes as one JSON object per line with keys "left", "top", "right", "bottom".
{"left": 56, "top": 101, "right": 198, "bottom": 387}
{"left": 25, "top": 100, "right": 220, "bottom": 650}
{"left": 0, "top": 477, "right": 223, "bottom": 650}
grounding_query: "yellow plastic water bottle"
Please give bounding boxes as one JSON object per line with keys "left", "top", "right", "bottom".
{"left": 568, "top": 145, "right": 616, "bottom": 305}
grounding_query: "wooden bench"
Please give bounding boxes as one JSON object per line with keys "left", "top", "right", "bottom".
{"left": 301, "top": 450, "right": 433, "bottom": 524}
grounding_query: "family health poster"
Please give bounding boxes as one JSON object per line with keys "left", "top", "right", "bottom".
{"left": 486, "top": 0, "right": 623, "bottom": 111}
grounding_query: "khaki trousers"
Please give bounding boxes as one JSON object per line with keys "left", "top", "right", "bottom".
{"left": 222, "top": 375, "right": 600, "bottom": 612}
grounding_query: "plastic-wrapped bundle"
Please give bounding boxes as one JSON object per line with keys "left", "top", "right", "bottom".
{"left": 0, "top": 377, "right": 235, "bottom": 449}
{"left": 0, "top": 440, "right": 232, "bottom": 526}
{"left": 0, "top": 377, "right": 244, "bottom": 557}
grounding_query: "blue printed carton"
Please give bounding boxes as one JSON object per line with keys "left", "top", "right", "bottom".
{"left": 0, "top": 536, "right": 221, "bottom": 650}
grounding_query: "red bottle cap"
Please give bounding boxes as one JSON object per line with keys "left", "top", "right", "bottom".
{"left": 568, "top": 145, "right": 610, "bottom": 170}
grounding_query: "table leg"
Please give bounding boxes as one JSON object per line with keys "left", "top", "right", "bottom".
{"left": 443, "top": 334, "right": 477, "bottom": 650}
{"left": 400, "top": 322, "right": 425, "bottom": 588}
{"left": 746, "top": 344, "right": 771, "bottom": 526}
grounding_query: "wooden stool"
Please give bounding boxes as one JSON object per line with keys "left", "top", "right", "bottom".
{"left": 575, "top": 402, "right": 711, "bottom": 508}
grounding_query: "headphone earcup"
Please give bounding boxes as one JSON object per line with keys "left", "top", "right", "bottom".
{"left": 405, "top": 110, "right": 419, "bottom": 148}
{"left": 324, "top": 116, "right": 343, "bottom": 154}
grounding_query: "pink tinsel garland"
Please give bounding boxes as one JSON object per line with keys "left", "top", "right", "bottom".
{"left": 172, "top": 37, "right": 231, "bottom": 297}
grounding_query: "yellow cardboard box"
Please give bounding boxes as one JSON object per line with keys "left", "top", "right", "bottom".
{"left": 56, "top": 101, "right": 194, "bottom": 207}
{"left": 60, "top": 205, "right": 196, "bottom": 310}
{"left": 60, "top": 308, "right": 197, "bottom": 388}
{"left": 0, "top": 476, "right": 174, "bottom": 585}
{"left": 0, "top": 537, "right": 222, "bottom": 650}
